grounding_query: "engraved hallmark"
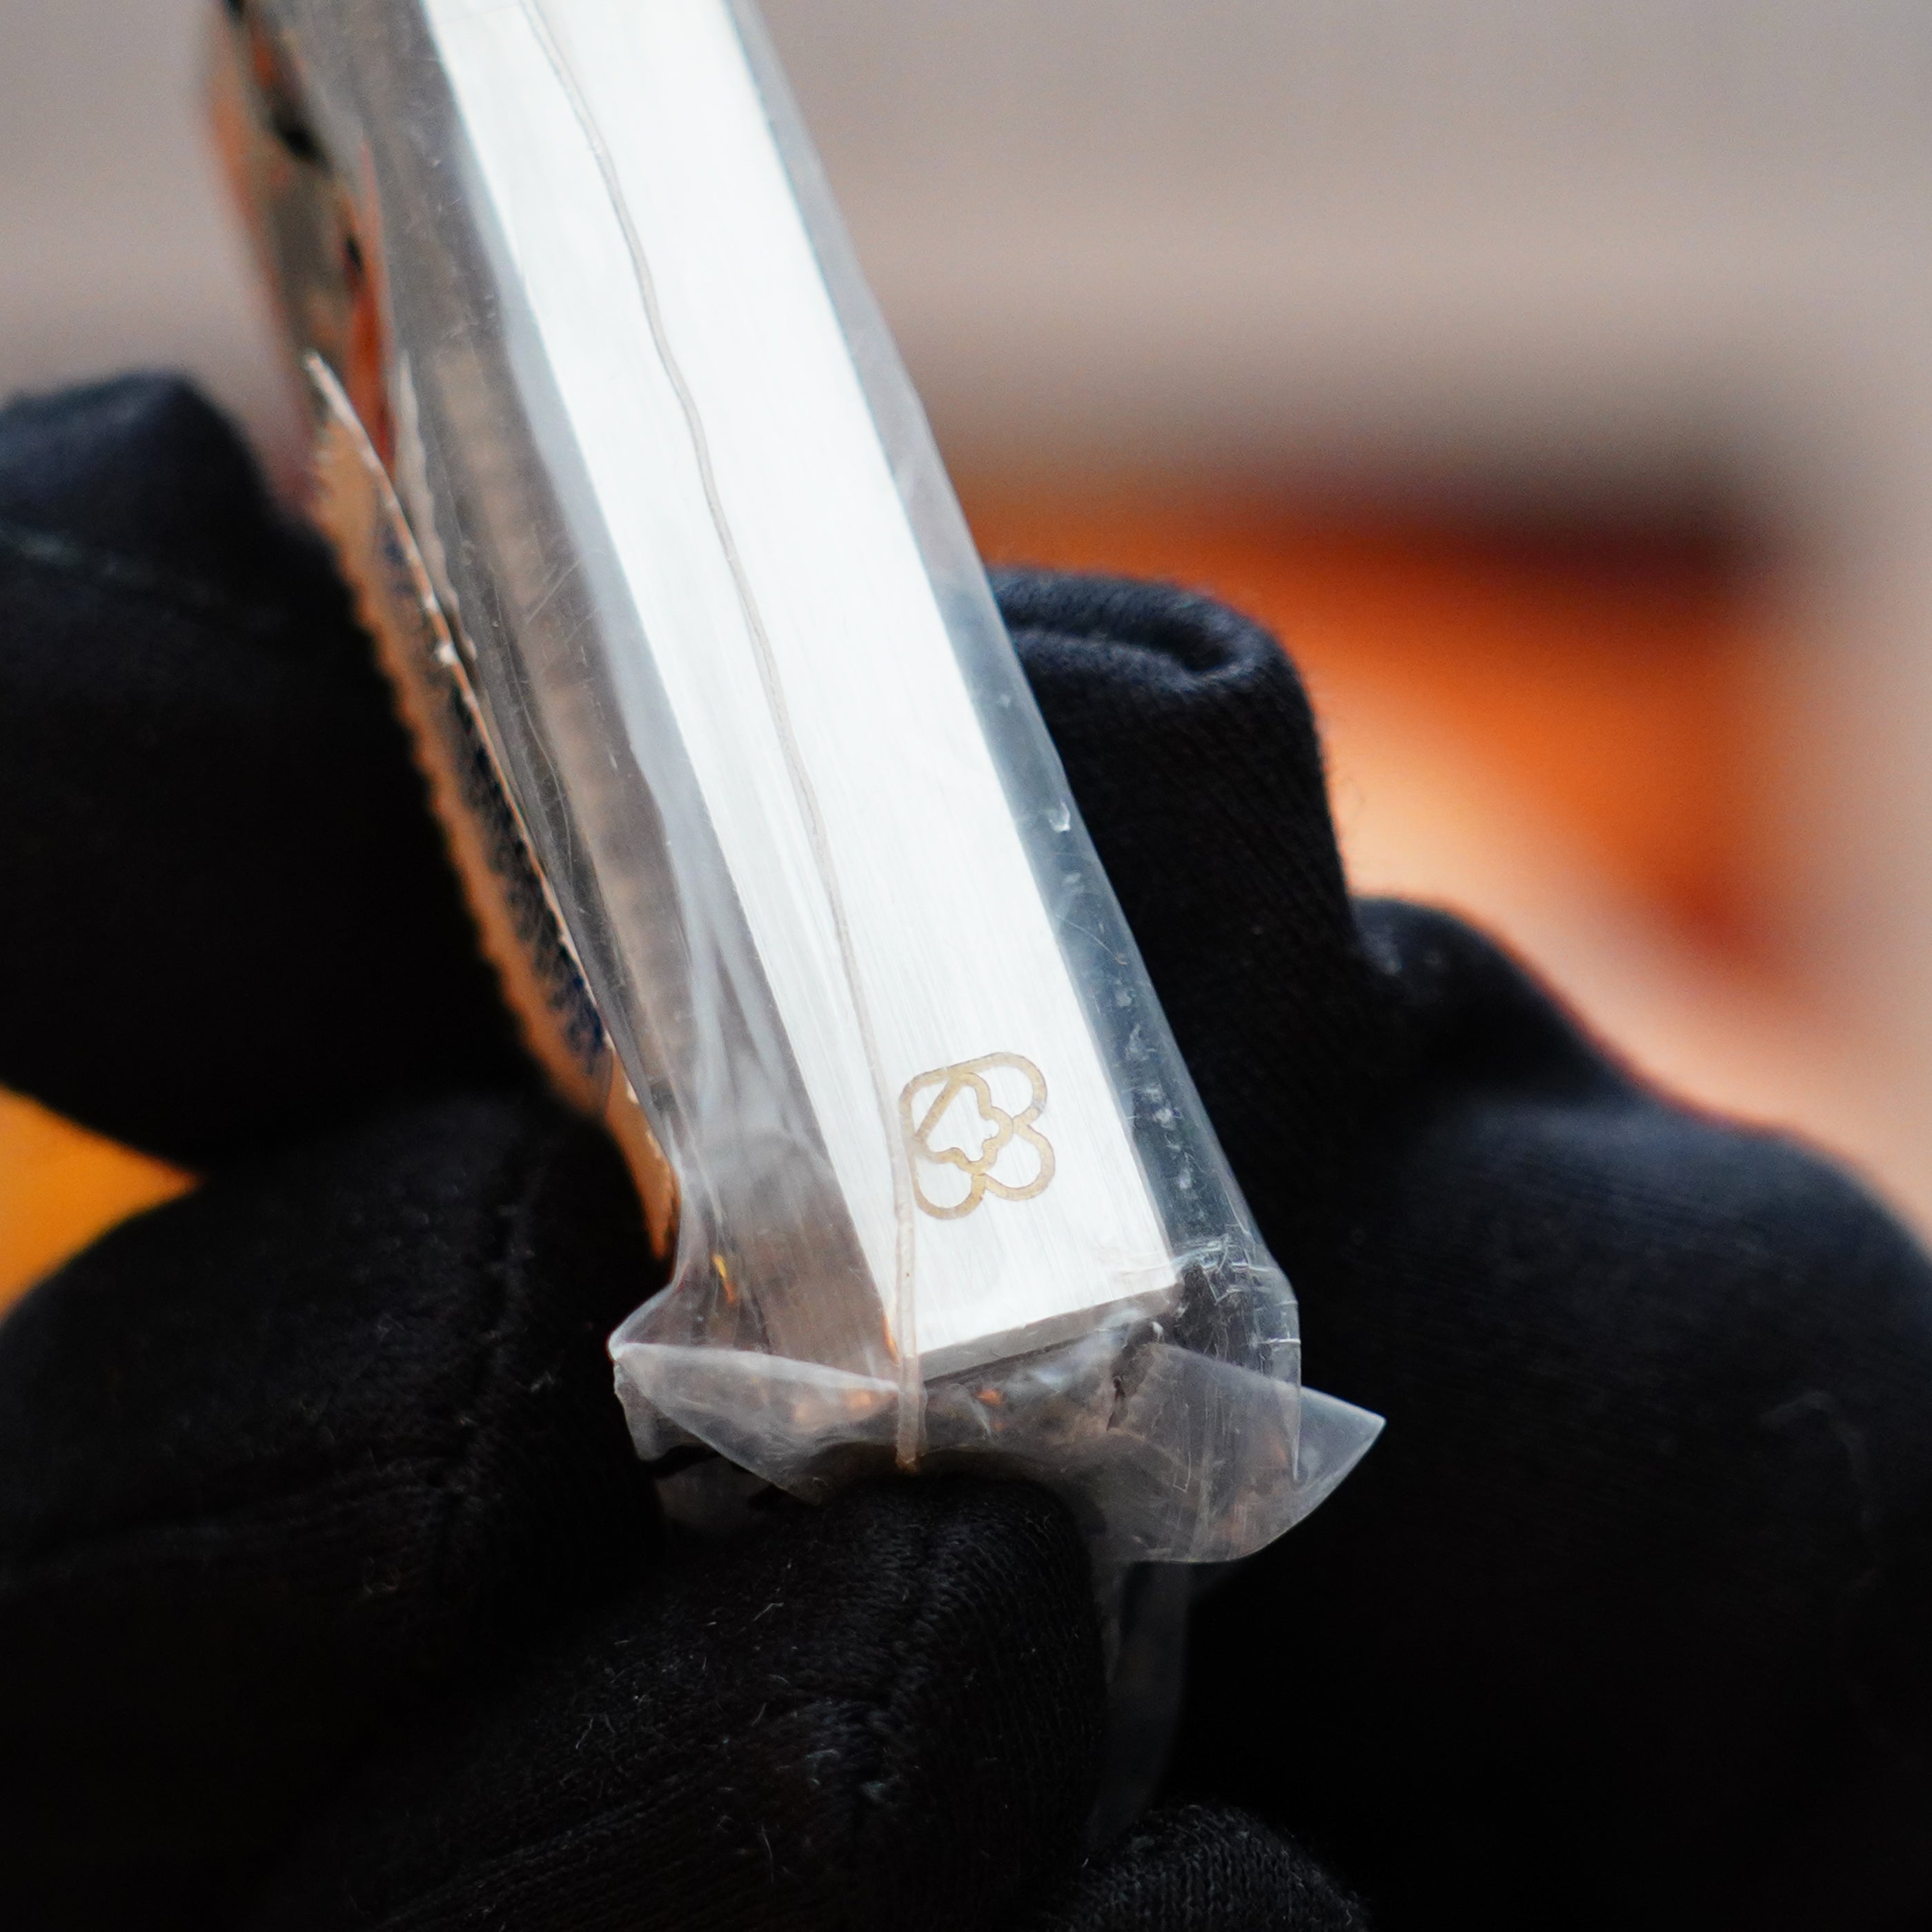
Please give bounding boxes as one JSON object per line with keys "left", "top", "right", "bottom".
{"left": 899, "top": 1054, "right": 1055, "bottom": 1220}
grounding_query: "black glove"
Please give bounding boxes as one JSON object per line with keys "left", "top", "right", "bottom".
{"left": 0, "top": 377, "right": 1366, "bottom": 1932}
{"left": 1006, "top": 580, "right": 1932, "bottom": 1931}
{"left": 6, "top": 372, "right": 1932, "bottom": 1932}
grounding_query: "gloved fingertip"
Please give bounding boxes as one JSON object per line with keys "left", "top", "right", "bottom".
{"left": 998, "top": 569, "right": 1399, "bottom": 1259}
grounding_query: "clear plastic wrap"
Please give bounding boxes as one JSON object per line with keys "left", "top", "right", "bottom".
{"left": 215, "top": 0, "right": 1382, "bottom": 1566}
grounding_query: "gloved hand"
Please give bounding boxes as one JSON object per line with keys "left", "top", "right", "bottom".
{"left": 0, "top": 377, "right": 1366, "bottom": 1932}
{"left": 5, "top": 373, "right": 1932, "bottom": 1932}
{"left": 1007, "top": 582, "right": 1932, "bottom": 1931}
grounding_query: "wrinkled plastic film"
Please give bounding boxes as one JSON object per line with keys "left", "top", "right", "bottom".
{"left": 217, "top": 0, "right": 1382, "bottom": 1565}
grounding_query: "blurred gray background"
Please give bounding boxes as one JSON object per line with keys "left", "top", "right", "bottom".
{"left": 9, "top": 3, "right": 1926, "bottom": 519}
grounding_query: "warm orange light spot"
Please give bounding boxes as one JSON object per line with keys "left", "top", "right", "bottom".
{"left": 0, "top": 1088, "right": 194, "bottom": 1316}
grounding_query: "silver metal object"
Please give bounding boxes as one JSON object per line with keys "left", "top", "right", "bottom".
{"left": 213, "top": 0, "right": 1379, "bottom": 1561}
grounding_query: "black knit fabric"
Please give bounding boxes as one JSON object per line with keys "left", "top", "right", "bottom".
{"left": 1035, "top": 1805, "right": 1372, "bottom": 1932}
{"left": 250, "top": 1479, "right": 1106, "bottom": 1932}
{"left": 3, "top": 373, "right": 1932, "bottom": 1930}
{"left": 0, "top": 1092, "right": 660, "bottom": 1928}
{"left": 0, "top": 377, "right": 527, "bottom": 1168}
{"left": 1008, "top": 571, "right": 1932, "bottom": 1928}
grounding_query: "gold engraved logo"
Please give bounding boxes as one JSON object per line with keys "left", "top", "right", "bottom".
{"left": 898, "top": 1054, "right": 1056, "bottom": 1221}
